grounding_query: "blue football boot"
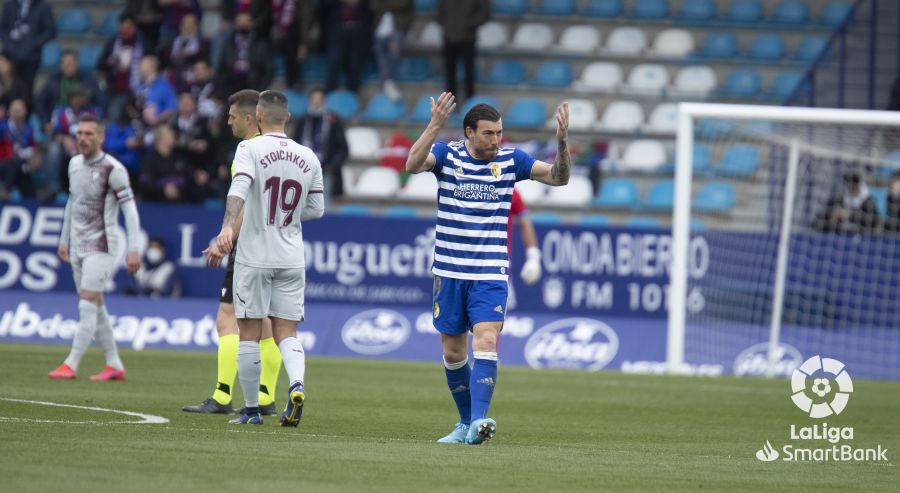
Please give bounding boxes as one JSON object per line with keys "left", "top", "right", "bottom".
{"left": 437, "top": 422, "right": 469, "bottom": 443}
{"left": 229, "top": 407, "right": 263, "bottom": 425}
{"left": 465, "top": 418, "right": 496, "bottom": 445}
{"left": 280, "top": 383, "right": 305, "bottom": 427}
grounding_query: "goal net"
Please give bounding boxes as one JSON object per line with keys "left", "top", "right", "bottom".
{"left": 668, "top": 103, "right": 900, "bottom": 380}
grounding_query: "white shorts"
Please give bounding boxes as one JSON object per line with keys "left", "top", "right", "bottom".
{"left": 71, "top": 253, "right": 115, "bottom": 293}
{"left": 233, "top": 263, "right": 306, "bottom": 321}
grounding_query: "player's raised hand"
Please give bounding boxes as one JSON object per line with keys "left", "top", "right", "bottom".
{"left": 126, "top": 251, "right": 141, "bottom": 275}
{"left": 216, "top": 225, "right": 234, "bottom": 254}
{"left": 555, "top": 102, "right": 569, "bottom": 141}
{"left": 57, "top": 244, "right": 70, "bottom": 263}
{"left": 203, "top": 244, "right": 225, "bottom": 268}
{"left": 429, "top": 92, "right": 456, "bottom": 129}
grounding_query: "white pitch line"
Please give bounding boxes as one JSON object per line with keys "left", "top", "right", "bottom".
{"left": 0, "top": 397, "right": 169, "bottom": 424}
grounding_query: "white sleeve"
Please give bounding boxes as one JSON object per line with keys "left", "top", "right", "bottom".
{"left": 227, "top": 142, "right": 255, "bottom": 200}
{"left": 59, "top": 200, "right": 72, "bottom": 247}
{"left": 120, "top": 198, "right": 142, "bottom": 252}
{"left": 300, "top": 160, "right": 325, "bottom": 222}
{"left": 108, "top": 165, "right": 135, "bottom": 204}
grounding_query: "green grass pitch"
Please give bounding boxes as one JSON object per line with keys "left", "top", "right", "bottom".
{"left": 1, "top": 343, "right": 897, "bottom": 492}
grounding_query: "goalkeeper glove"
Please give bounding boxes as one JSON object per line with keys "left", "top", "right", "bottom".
{"left": 520, "top": 247, "right": 542, "bottom": 285}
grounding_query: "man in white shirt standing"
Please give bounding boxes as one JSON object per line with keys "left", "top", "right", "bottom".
{"left": 214, "top": 90, "right": 325, "bottom": 425}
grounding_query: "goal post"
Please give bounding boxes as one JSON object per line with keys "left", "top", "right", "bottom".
{"left": 669, "top": 103, "right": 900, "bottom": 379}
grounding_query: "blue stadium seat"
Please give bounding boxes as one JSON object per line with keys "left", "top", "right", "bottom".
{"left": 408, "top": 94, "right": 436, "bottom": 123}
{"left": 363, "top": 94, "right": 406, "bottom": 122}
{"left": 485, "top": 60, "right": 526, "bottom": 86}
{"left": 384, "top": 206, "right": 419, "bottom": 218}
{"left": 876, "top": 152, "right": 900, "bottom": 179}
{"left": 493, "top": 0, "right": 529, "bottom": 15}
{"left": 530, "top": 212, "right": 564, "bottom": 225}
{"left": 694, "top": 144, "right": 713, "bottom": 174}
{"left": 338, "top": 204, "right": 372, "bottom": 216}
{"left": 536, "top": 0, "right": 577, "bottom": 16}
{"left": 693, "top": 182, "right": 736, "bottom": 213}
{"left": 793, "top": 36, "right": 828, "bottom": 61}
{"left": 505, "top": 98, "right": 547, "bottom": 129}
{"left": 700, "top": 32, "right": 739, "bottom": 58}
{"left": 285, "top": 90, "right": 308, "bottom": 118}
{"left": 41, "top": 42, "right": 61, "bottom": 70}
{"left": 583, "top": 0, "right": 623, "bottom": 17}
{"left": 690, "top": 218, "right": 706, "bottom": 230}
{"left": 579, "top": 215, "right": 611, "bottom": 227}
{"left": 747, "top": 35, "right": 786, "bottom": 60}
{"left": 395, "top": 56, "right": 432, "bottom": 82}
{"left": 632, "top": 0, "right": 669, "bottom": 19}
{"left": 641, "top": 180, "right": 675, "bottom": 211}
{"left": 415, "top": 0, "right": 437, "bottom": 12}
{"left": 725, "top": 0, "right": 763, "bottom": 22}
{"left": 768, "top": 71, "right": 807, "bottom": 100}
{"left": 870, "top": 188, "right": 888, "bottom": 216}
{"left": 678, "top": 0, "right": 716, "bottom": 21}
{"left": 77, "top": 44, "right": 103, "bottom": 71}
{"left": 717, "top": 145, "right": 759, "bottom": 177}
{"left": 626, "top": 217, "right": 662, "bottom": 229}
{"left": 531, "top": 61, "right": 573, "bottom": 88}
{"left": 722, "top": 69, "right": 762, "bottom": 97}
{"left": 696, "top": 119, "right": 737, "bottom": 137}
{"left": 819, "top": 1, "right": 853, "bottom": 26}
{"left": 57, "top": 9, "right": 92, "bottom": 34}
{"left": 96, "top": 11, "right": 119, "bottom": 37}
{"left": 593, "top": 178, "right": 639, "bottom": 208}
{"left": 772, "top": 0, "right": 809, "bottom": 24}
{"left": 325, "top": 90, "right": 359, "bottom": 120}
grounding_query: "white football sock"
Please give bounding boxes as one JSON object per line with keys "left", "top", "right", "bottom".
{"left": 64, "top": 300, "right": 98, "bottom": 371}
{"left": 237, "top": 341, "right": 261, "bottom": 408}
{"left": 95, "top": 304, "right": 124, "bottom": 370}
{"left": 278, "top": 337, "right": 306, "bottom": 388}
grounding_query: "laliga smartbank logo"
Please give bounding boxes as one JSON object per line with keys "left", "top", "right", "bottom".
{"left": 755, "top": 355, "right": 889, "bottom": 463}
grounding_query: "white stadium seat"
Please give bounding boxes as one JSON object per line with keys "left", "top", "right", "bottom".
{"left": 397, "top": 172, "right": 439, "bottom": 202}
{"left": 572, "top": 62, "right": 622, "bottom": 92}
{"left": 418, "top": 21, "right": 442, "bottom": 47}
{"left": 619, "top": 139, "right": 668, "bottom": 172}
{"left": 564, "top": 99, "right": 598, "bottom": 131}
{"left": 556, "top": 25, "right": 601, "bottom": 54}
{"left": 649, "top": 28, "right": 695, "bottom": 57}
{"left": 350, "top": 166, "right": 400, "bottom": 198}
{"left": 545, "top": 175, "right": 594, "bottom": 207}
{"left": 605, "top": 27, "right": 647, "bottom": 55}
{"left": 671, "top": 65, "right": 717, "bottom": 96}
{"left": 623, "top": 63, "right": 670, "bottom": 95}
{"left": 346, "top": 127, "right": 381, "bottom": 161}
{"left": 594, "top": 101, "right": 644, "bottom": 133}
{"left": 477, "top": 21, "right": 509, "bottom": 49}
{"left": 642, "top": 103, "right": 679, "bottom": 134}
{"left": 515, "top": 179, "right": 547, "bottom": 205}
{"left": 512, "top": 23, "right": 555, "bottom": 51}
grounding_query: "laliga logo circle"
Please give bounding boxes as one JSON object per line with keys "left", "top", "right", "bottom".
{"left": 790, "top": 355, "right": 853, "bottom": 419}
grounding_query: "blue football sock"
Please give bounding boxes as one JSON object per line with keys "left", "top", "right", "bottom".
{"left": 444, "top": 357, "right": 471, "bottom": 426}
{"left": 470, "top": 352, "right": 498, "bottom": 422}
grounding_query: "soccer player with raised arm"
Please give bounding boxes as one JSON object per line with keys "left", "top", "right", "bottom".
{"left": 214, "top": 90, "right": 324, "bottom": 425}
{"left": 50, "top": 115, "right": 142, "bottom": 381}
{"left": 183, "top": 90, "right": 285, "bottom": 415}
{"left": 405, "top": 93, "right": 570, "bottom": 444}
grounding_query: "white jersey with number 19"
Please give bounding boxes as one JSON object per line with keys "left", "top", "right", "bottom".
{"left": 230, "top": 132, "right": 323, "bottom": 269}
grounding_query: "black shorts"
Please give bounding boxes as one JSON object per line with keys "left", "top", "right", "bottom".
{"left": 219, "top": 241, "right": 237, "bottom": 304}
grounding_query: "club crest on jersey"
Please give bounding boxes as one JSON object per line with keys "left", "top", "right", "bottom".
{"left": 489, "top": 163, "right": 502, "bottom": 179}
{"left": 455, "top": 164, "right": 465, "bottom": 177}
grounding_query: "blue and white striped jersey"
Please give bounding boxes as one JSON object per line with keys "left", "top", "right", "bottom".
{"left": 430, "top": 140, "right": 536, "bottom": 281}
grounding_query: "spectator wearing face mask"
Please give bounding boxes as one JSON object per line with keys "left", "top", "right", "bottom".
{"left": 125, "top": 236, "right": 182, "bottom": 298}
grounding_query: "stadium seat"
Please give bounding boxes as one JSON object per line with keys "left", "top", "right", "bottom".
{"left": 819, "top": 1, "right": 853, "bottom": 26}
{"left": 695, "top": 119, "right": 737, "bottom": 138}
{"left": 346, "top": 127, "right": 382, "bottom": 161}
{"left": 716, "top": 145, "right": 759, "bottom": 177}
{"left": 516, "top": 179, "right": 548, "bottom": 205}
{"left": 693, "top": 182, "right": 736, "bottom": 213}
{"left": 531, "top": 61, "right": 573, "bottom": 88}
{"left": 870, "top": 187, "right": 888, "bottom": 216}
{"left": 772, "top": 0, "right": 809, "bottom": 24}
{"left": 529, "top": 212, "right": 564, "bottom": 224}
{"left": 620, "top": 140, "right": 668, "bottom": 172}
{"left": 722, "top": 69, "right": 762, "bottom": 98}
{"left": 593, "top": 178, "right": 639, "bottom": 208}
{"left": 768, "top": 71, "right": 807, "bottom": 100}
{"left": 363, "top": 94, "right": 405, "bottom": 122}
{"left": 640, "top": 180, "right": 675, "bottom": 210}
{"left": 303, "top": 54, "right": 328, "bottom": 83}
{"left": 671, "top": 65, "right": 717, "bottom": 96}
{"left": 632, "top": 0, "right": 669, "bottom": 19}
{"left": 725, "top": 0, "right": 763, "bottom": 22}
{"left": 536, "top": 0, "right": 577, "bottom": 16}
{"left": 384, "top": 206, "right": 419, "bottom": 218}
{"left": 41, "top": 42, "right": 61, "bottom": 70}
{"left": 623, "top": 64, "right": 669, "bottom": 95}
{"left": 579, "top": 215, "right": 611, "bottom": 227}
{"left": 793, "top": 36, "right": 828, "bottom": 61}
{"left": 700, "top": 32, "right": 739, "bottom": 58}
{"left": 650, "top": 29, "right": 695, "bottom": 58}
{"left": 493, "top": 0, "right": 530, "bottom": 15}
{"left": 690, "top": 218, "right": 706, "bottom": 230}
{"left": 485, "top": 60, "right": 526, "bottom": 86}
{"left": 512, "top": 23, "right": 555, "bottom": 51}
{"left": 583, "top": 0, "right": 623, "bottom": 17}
{"left": 566, "top": 99, "right": 598, "bottom": 131}
{"left": 573, "top": 62, "right": 622, "bottom": 92}
{"left": 643, "top": 103, "right": 679, "bottom": 135}
{"left": 338, "top": 204, "right": 373, "bottom": 216}
{"left": 876, "top": 151, "right": 900, "bottom": 179}
{"left": 747, "top": 35, "right": 786, "bottom": 60}
{"left": 77, "top": 44, "right": 103, "bottom": 71}
{"left": 626, "top": 216, "right": 662, "bottom": 229}
{"left": 351, "top": 167, "right": 400, "bottom": 198}
{"left": 505, "top": 98, "right": 547, "bottom": 129}
{"left": 458, "top": 95, "right": 501, "bottom": 120}
{"left": 556, "top": 25, "right": 601, "bottom": 54}
{"left": 678, "top": 0, "right": 716, "bottom": 21}
{"left": 693, "top": 144, "right": 713, "bottom": 173}
{"left": 545, "top": 175, "right": 594, "bottom": 207}
{"left": 408, "top": 95, "right": 437, "bottom": 123}
{"left": 57, "top": 9, "right": 92, "bottom": 34}
{"left": 415, "top": 0, "right": 437, "bottom": 12}
{"left": 594, "top": 101, "right": 644, "bottom": 133}
{"left": 418, "top": 21, "right": 442, "bottom": 47}
{"left": 97, "top": 11, "right": 119, "bottom": 36}
{"left": 477, "top": 22, "right": 509, "bottom": 50}
{"left": 395, "top": 56, "right": 431, "bottom": 82}
{"left": 398, "top": 172, "right": 438, "bottom": 201}
{"left": 605, "top": 27, "right": 647, "bottom": 55}
{"left": 325, "top": 90, "right": 359, "bottom": 119}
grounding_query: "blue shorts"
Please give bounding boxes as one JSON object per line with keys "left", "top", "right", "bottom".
{"left": 432, "top": 276, "right": 508, "bottom": 335}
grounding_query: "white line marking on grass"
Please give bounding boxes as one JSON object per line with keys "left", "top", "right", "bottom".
{"left": 0, "top": 398, "right": 169, "bottom": 424}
